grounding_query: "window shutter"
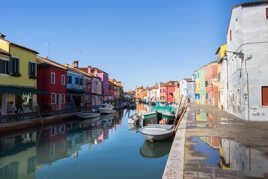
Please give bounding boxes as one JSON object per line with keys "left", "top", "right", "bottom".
{"left": 28, "top": 62, "right": 31, "bottom": 78}
{"left": 16, "top": 58, "right": 19, "bottom": 75}
{"left": 266, "top": 8, "right": 268, "bottom": 20}
{"left": 262, "top": 86, "right": 268, "bottom": 106}
{"left": 34, "top": 63, "right": 37, "bottom": 77}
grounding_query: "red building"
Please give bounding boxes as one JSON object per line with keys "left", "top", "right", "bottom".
{"left": 205, "top": 61, "right": 218, "bottom": 106}
{"left": 160, "top": 81, "right": 179, "bottom": 103}
{"left": 37, "top": 56, "right": 67, "bottom": 112}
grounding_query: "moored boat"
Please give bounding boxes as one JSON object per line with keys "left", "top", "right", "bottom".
{"left": 142, "top": 112, "right": 157, "bottom": 120}
{"left": 139, "top": 124, "right": 174, "bottom": 142}
{"left": 98, "top": 104, "right": 116, "bottom": 114}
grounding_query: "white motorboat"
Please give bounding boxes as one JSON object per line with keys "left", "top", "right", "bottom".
{"left": 98, "top": 104, "right": 116, "bottom": 114}
{"left": 76, "top": 112, "right": 101, "bottom": 120}
{"left": 139, "top": 124, "right": 174, "bottom": 142}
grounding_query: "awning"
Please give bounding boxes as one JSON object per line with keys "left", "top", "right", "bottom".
{"left": 0, "top": 85, "right": 47, "bottom": 95}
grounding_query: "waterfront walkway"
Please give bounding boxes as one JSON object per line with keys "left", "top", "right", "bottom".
{"left": 163, "top": 104, "right": 268, "bottom": 179}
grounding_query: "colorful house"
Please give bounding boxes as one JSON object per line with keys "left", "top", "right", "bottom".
{"left": 91, "top": 76, "right": 103, "bottom": 106}
{"left": 205, "top": 61, "right": 218, "bottom": 106}
{"left": 89, "top": 67, "right": 109, "bottom": 102}
{"left": 194, "top": 70, "right": 200, "bottom": 104}
{"left": 0, "top": 33, "right": 39, "bottom": 115}
{"left": 65, "top": 62, "right": 84, "bottom": 110}
{"left": 199, "top": 66, "right": 206, "bottom": 105}
{"left": 216, "top": 44, "right": 227, "bottom": 110}
{"left": 37, "top": 56, "right": 67, "bottom": 112}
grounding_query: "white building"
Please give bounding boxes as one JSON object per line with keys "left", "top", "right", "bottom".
{"left": 226, "top": 1, "right": 268, "bottom": 120}
{"left": 179, "top": 78, "right": 195, "bottom": 103}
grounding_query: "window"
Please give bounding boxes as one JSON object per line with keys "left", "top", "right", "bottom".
{"left": 28, "top": 62, "right": 36, "bottom": 78}
{"left": 230, "top": 30, "right": 232, "bottom": 41}
{"left": 75, "top": 78, "right": 79, "bottom": 85}
{"left": 80, "top": 78, "right": 83, "bottom": 85}
{"left": 61, "top": 75, "right": 65, "bottom": 85}
{"left": 0, "top": 59, "right": 9, "bottom": 74}
{"left": 51, "top": 93, "right": 56, "bottom": 104}
{"left": 9, "top": 57, "right": 20, "bottom": 76}
{"left": 51, "top": 72, "right": 55, "bottom": 84}
{"left": 266, "top": 8, "right": 268, "bottom": 20}
{"left": 205, "top": 81, "right": 208, "bottom": 87}
{"left": 262, "top": 86, "right": 268, "bottom": 106}
{"left": 160, "top": 96, "right": 165, "bottom": 100}
{"left": 67, "top": 76, "right": 72, "bottom": 84}
{"left": 62, "top": 94, "right": 65, "bottom": 104}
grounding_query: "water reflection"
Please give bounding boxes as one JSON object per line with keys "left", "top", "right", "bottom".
{"left": 191, "top": 111, "right": 268, "bottom": 178}
{"left": 140, "top": 140, "right": 172, "bottom": 158}
{"left": 0, "top": 109, "right": 170, "bottom": 179}
{"left": 0, "top": 113, "right": 122, "bottom": 179}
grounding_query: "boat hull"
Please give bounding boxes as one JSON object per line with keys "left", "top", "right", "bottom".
{"left": 139, "top": 125, "right": 174, "bottom": 142}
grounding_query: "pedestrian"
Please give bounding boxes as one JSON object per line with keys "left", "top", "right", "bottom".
{"left": 15, "top": 95, "right": 24, "bottom": 114}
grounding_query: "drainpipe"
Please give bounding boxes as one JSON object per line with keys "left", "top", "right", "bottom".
{"left": 244, "top": 54, "right": 250, "bottom": 121}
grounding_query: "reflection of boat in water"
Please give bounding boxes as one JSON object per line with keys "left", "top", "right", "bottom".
{"left": 75, "top": 112, "right": 101, "bottom": 120}
{"left": 140, "top": 140, "right": 172, "bottom": 158}
{"left": 139, "top": 124, "right": 174, "bottom": 142}
{"left": 98, "top": 104, "right": 116, "bottom": 114}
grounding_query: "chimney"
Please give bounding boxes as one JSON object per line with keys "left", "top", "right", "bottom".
{"left": 73, "top": 61, "right": 78, "bottom": 68}
{"left": 0, "top": 33, "right": 6, "bottom": 40}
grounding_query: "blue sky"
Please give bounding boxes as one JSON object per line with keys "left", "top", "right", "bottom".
{"left": 1, "top": 0, "right": 257, "bottom": 91}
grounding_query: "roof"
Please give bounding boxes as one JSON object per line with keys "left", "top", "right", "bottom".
{"left": 92, "top": 67, "right": 107, "bottom": 74}
{"left": 233, "top": 1, "right": 268, "bottom": 8}
{"left": 67, "top": 65, "right": 94, "bottom": 78}
{"left": 37, "top": 56, "right": 67, "bottom": 70}
{"left": 0, "top": 48, "right": 10, "bottom": 56}
{"left": 194, "top": 60, "right": 217, "bottom": 72}
{"left": 182, "top": 78, "right": 193, "bottom": 82}
{"left": 227, "top": 1, "right": 268, "bottom": 35}
{"left": 2, "top": 39, "right": 38, "bottom": 54}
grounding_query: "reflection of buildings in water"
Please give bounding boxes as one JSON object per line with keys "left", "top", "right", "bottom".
{"left": 136, "top": 103, "right": 149, "bottom": 114}
{"left": 37, "top": 124, "right": 68, "bottom": 164}
{"left": 220, "top": 139, "right": 268, "bottom": 178}
{"left": 0, "top": 132, "right": 37, "bottom": 179}
{"left": 0, "top": 115, "right": 121, "bottom": 179}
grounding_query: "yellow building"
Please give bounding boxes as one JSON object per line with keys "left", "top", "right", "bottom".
{"left": 0, "top": 33, "right": 39, "bottom": 115}
{"left": 216, "top": 44, "right": 227, "bottom": 109}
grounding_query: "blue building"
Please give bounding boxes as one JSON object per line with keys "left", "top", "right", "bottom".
{"left": 66, "top": 68, "right": 84, "bottom": 110}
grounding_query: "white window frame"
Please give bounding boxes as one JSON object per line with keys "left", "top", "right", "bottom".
{"left": 51, "top": 93, "right": 56, "bottom": 104}
{"left": 61, "top": 75, "right": 65, "bottom": 85}
{"left": 51, "top": 72, "right": 56, "bottom": 84}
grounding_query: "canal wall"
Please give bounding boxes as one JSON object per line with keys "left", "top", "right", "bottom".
{"left": 162, "top": 106, "right": 188, "bottom": 179}
{"left": 0, "top": 113, "right": 77, "bottom": 134}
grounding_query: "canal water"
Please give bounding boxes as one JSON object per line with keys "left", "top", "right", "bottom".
{"left": 0, "top": 109, "right": 172, "bottom": 179}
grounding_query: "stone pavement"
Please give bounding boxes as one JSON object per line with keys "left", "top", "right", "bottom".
{"left": 163, "top": 104, "right": 268, "bottom": 179}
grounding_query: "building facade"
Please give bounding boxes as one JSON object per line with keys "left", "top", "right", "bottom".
{"left": 205, "top": 61, "right": 218, "bottom": 106}
{"left": 37, "top": 56, "right": 67, "bottom": 112}
{"left": 0, "top": 33, "right": 39, "bottom": 115}
{"left": 179, "top": 78, "right": 195, "bottom": 103}
{"left": 66, "top": 66, "right": 84, "bottom": 110}
{"left": 226, "top": 1, "right": 268, "bottom": 120}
